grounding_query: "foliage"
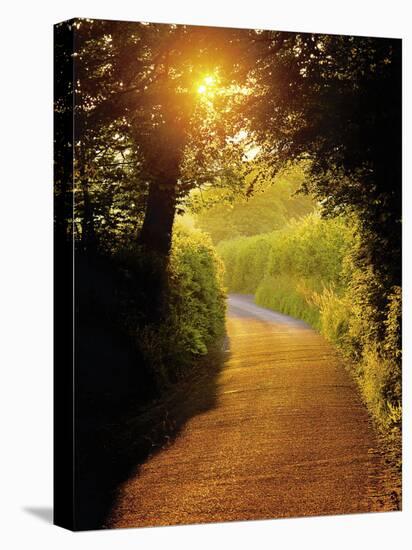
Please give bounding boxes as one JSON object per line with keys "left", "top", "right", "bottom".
{"left": 218, "top": 235, "right": 271, "bottom": 293}
{"left": 218, "top": 212, "right": 401, "bottom": 433}
{"left": 244, "top": 32, "right": 401, "bottom": 288}
{"left": 142, "top": 225, "right": 226, "bottom": 386}
{"left": 169, "top": 225, "right": 226, "bottom": 354}
{"left": 55, "top": 19, "right": 254, "bottom": 255}
{"left": 56, "top": 21, "right": 400, "bottom": 289}
{"left": 218, "top": 212, "right": 350, "bottom": 292}
{"left": 115, "top": 225, "right": 226, "bottom": 390}
{"left": 55, "top": 19, "right": 401, "bottom": 437}
{"left": 55, "top": 19, "right": 236, "bottom": 401}
{"left": 193, "top": 164, "right": 315, "bottom": 244}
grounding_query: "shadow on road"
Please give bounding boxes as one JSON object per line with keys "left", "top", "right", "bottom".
{"left": 75, "top": 345, "right": 227, "bottom": 531}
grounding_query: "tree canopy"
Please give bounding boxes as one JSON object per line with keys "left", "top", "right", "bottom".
{"left": 243, "top": 31, "right": 401, "bottom": 288}
{"left": 55, "top": 19, "right": 401, "bottom": 287}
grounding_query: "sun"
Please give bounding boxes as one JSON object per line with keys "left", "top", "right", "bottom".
{"left": 197, "top": 74, "right": 217, "bottom": 95}
{"left": 204, "top": 75, "right": 215, "bottom": 86}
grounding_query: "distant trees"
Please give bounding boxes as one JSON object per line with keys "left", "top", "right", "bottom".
{"left": 192, "top": 164, "right": 315, "bottom": 243}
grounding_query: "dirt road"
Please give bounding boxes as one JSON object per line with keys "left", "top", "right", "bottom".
{"left": 108, "top": 294, "right": 397, "bottom": 528}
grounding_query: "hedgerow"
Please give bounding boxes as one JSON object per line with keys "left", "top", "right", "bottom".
{"left": 134, "top": 224, "right": 226, "bottom": 389}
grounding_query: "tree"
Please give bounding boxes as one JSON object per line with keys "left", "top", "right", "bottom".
{"left": 242, "top": 31, "right": 401, "bottom": 291}
{"left": 192, "top": 164, "right": 315, "bottom": 243}
{"left": 57, "top": 21, "right": 401, "bottom": 296}
{"left": 68, "top": 19, "right": 251, "bottom": 256}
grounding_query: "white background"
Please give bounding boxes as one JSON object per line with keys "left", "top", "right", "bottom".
{"left": 0, "top": 0, "right": 410, "bottom": 548}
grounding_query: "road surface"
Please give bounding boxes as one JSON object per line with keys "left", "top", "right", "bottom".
{"left": 108, "top": 294, "right": 396, "bottom": 528}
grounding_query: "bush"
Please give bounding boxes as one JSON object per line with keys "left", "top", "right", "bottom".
{"left": 255, "top": 275, "right": 321, "bottom": 328}
{"left": 313, "top": 286, "right": 351, "bottom": 347}
{"left": 194, "top": 164, "right": 315, "bottom": 244}
{"left": 168, "top": 226, "right": 226, "bottom": 357}
{"left": 135, "top": 224, "right": 226, "bottom": 389}
{"left": 218, "top": 234, "right": 272, "bottom": 293}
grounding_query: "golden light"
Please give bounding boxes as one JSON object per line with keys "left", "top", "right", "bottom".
{"left": 204, "top": 75, "right": 215, "bottom": 86}
{"left": 197, "top": 74, "right": 218, "bottom": 95}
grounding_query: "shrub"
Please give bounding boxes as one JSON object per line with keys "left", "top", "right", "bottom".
{"left": 313, "top": 286, "right": 351, "bottom": 347}
{"left": 219, "top": 234, "right": 273, "bottom": 293}
{"left": 135, "top": 224, "right": 226, "bottom": 389}
{"left": 255, "top": 275, "right": 321, "bottom": 328}
{"left": 168, "top": 226, "right": 226, "bottom": 357}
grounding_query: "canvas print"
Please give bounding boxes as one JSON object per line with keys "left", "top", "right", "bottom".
{"left": 54, "top": 18, "right": 402, "bottom": 531}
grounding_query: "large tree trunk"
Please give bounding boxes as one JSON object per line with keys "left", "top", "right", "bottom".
{"left": 139, "top": 179, "right": 177, "bottom": 257}
{"left": 136, "top": 93, "right": 185, "bottom": 320}
{"left": 137, "top": 178, "right": 178, "bottom": 324}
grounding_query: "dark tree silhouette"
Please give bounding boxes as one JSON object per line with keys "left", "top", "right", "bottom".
{"left": 245, "top": 31, "right": 401, "bottom": 290}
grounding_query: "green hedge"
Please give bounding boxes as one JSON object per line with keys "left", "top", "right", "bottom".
{"left": 136, "top": 225, "right": 226, "bottom": 388}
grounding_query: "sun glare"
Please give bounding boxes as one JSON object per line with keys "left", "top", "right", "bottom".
{"left": 197, "top": 74, "right": 218, "bottom": 95}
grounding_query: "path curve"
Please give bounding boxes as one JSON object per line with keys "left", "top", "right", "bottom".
{"left": 108, "top": 294, "right": 395, "bottom": 528}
